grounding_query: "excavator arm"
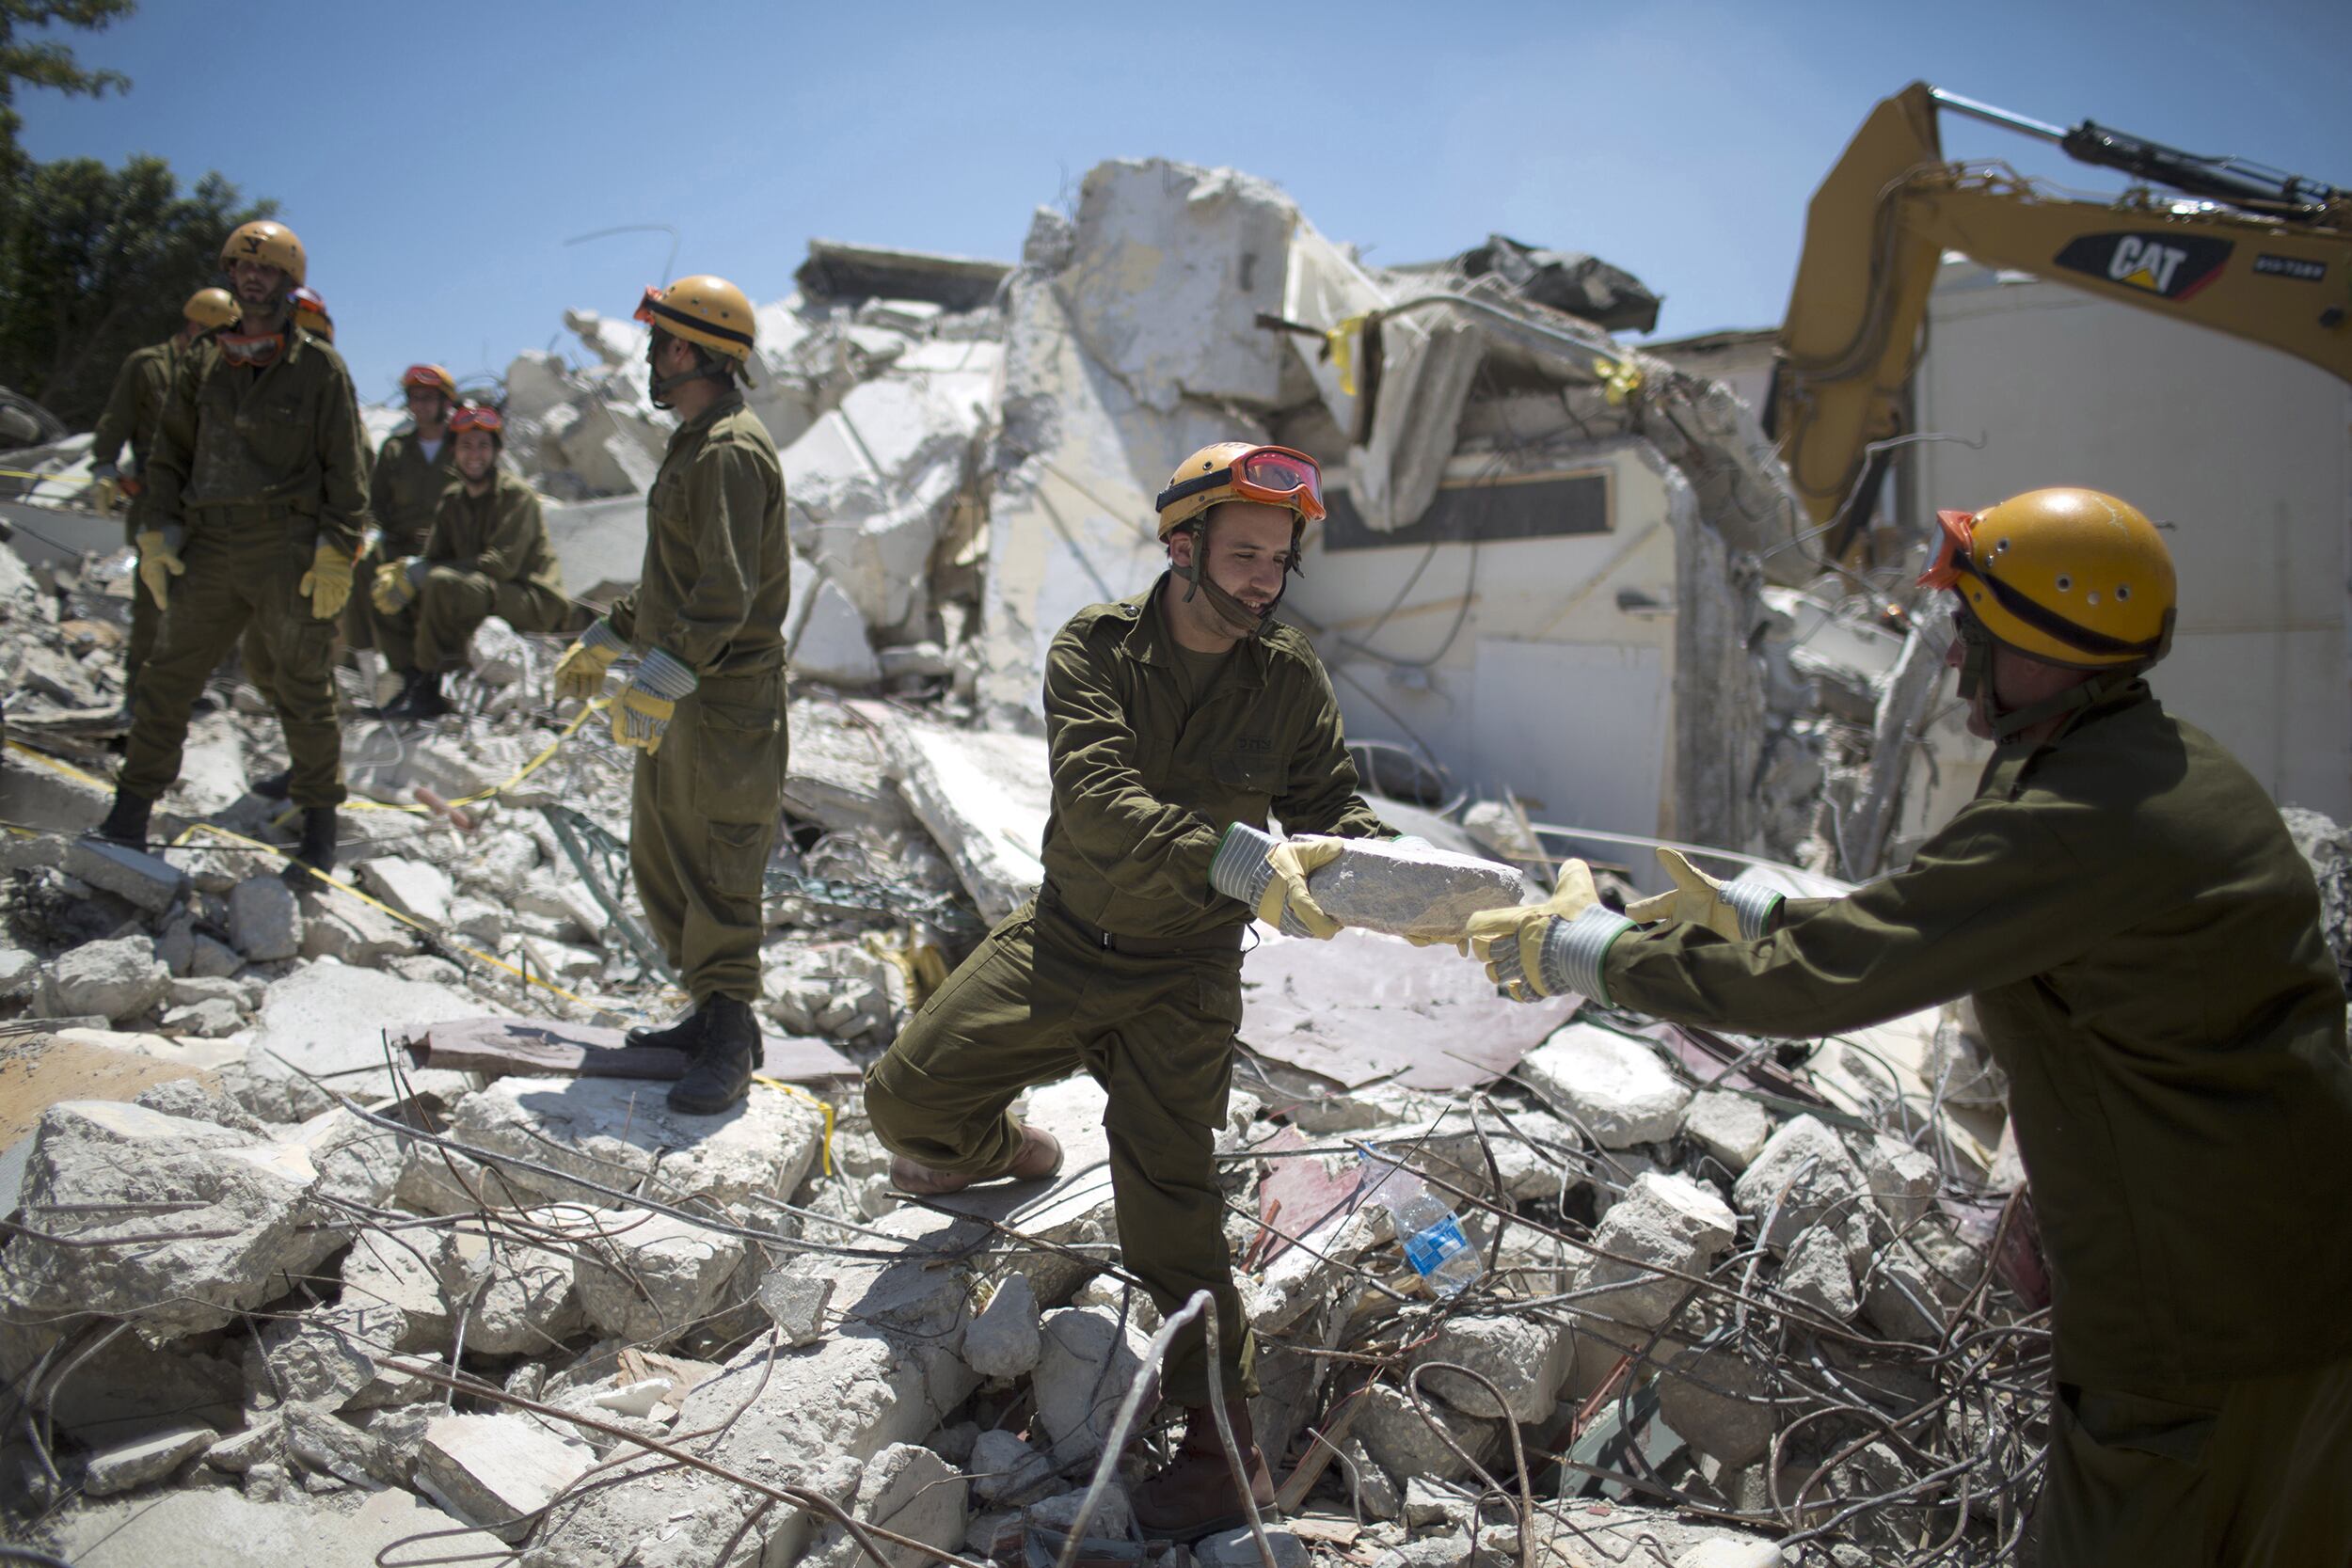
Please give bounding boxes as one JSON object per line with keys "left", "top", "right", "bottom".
{"left": 1773, "top": 82, "right": 2352, "bottom": 537}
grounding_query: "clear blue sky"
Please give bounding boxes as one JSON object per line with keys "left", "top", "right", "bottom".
{"left": 22, "top": 0, "right": 2352, "bottom": 403}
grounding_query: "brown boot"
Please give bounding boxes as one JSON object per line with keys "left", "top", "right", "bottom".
{"left": 888, "top": 1124, "right": 1063, "bottom": 1196}
{"left": 1132, "top": 1400, "right": 1278, "bottom": 1543}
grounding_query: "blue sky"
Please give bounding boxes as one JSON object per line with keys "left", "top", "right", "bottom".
{"left": 23, "top": 0, "right": 2352, "bottom": 402}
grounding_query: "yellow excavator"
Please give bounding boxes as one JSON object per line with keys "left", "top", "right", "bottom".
{"left": 1772, "top": 81, "right": 2352, "bottom": 556}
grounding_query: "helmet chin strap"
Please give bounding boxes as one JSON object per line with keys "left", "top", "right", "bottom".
{"left": 1173, "top": 517, "right": 1302, "bottom": 641}
{"left": 1955, "top": 610, "right": 2134, "bottom": 743}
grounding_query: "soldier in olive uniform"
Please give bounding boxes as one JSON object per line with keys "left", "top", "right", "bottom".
{"left": 93, "top": 221, "right": 368, "bottom": 878}
{"left": 371, "top": 403, "right": 569, "bottom": 719}
{"left": 348, "top": 363, "right": 461, "bottom": 657}
{"left": 552, "top": 276, "right": 787, "bottom": 1117}
{"left": 88, "top": 286, "right": 242, "bottom": 705}
{"left": 1469, "top": 488, "right": 2352, "bottom": 1568}
{"left": 865, "top": 443, "right": 1402, "bottom": 1541}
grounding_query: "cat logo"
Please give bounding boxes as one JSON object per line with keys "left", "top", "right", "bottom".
{"left": 2053, "top": 232, "right": 2233, "bottom": 302}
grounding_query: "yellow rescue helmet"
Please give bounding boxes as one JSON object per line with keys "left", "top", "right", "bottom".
{"left": 1921, "top": 486, "right": 2177, "bottom": 668}
{"left": 401, "top": 363, "right": 458, "bottom": 401}
{"left": 1154, "top": 441, "right": 1327, "bottom": 540}
{"left": 291, "top": 287, "right": 333, "bottom": 342}
{"left": 219, "top": 220, "right": 307, "bottom": 286}
{"left": 183, "top": 287, "right": 240, "bottom": 331}
{"left": 635, "top": 275, "right": 756, "bottom": 365}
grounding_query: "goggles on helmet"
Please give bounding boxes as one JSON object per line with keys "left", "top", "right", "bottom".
{"left": 1154, "top": 445, "right": 1327, "bottom": 525}
{"left": 401, "top": 364, "right": 458, "bottom": 399}
{"left": 450, "top": 404, "right": 504, "bottom": 436}
{"left": 217, "top": 329, "right": 284, "bottom": 369}
{"left": 1917, "top": 509, "right": 1979, "bottom": 592}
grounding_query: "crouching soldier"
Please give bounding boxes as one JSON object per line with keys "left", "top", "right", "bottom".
{"left": 370, "top": 403, "right": 569, "bottom": 719}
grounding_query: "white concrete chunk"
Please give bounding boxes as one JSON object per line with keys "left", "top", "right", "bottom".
{"left": 807, "top": 1441, "right": 969, "bottom": 1568}
{"left": 1517, "top": 1023, "right": 1692, "bottom": 1148}
{"left": 963, "top": 1273, "right": 1041, "bottom": 1379}
{"left": 1033, "top": 1305, "right": 1152, "bottom": 1466}
{"left": 358, "top": 857, "right": 455, "bottom": 928}
{"left": 1853, "top": 1132, "right": 1940, "bottom": 1229}
{"left": 64, "top": 836, "right": 188, "bottom": 913}
{"left": 1734, "top": 1116, "right": 1874, "bottom": 1253}
{"left": 416, "top": 1412, "right": 597, "bottom": 1543}
{"left": 569, "top": 1208, "right": 750, "bottom": 1345}
{"left": 1579, "top": 1172, "right": 1738, "bottom": 1329}
{"left": 757, "top": 1268, "right": 836, "bottom": 1347}
{"left": 1353, "top": 1381, "right": 1498, "bottom": 1485}
{"left": 80, "top": 1420, "right": 215, "bottom": 1496}
{"left": 1776, "top": 1225, "right": 1859, "bottom": 1320}
{"left": 229, "top": 874, "right": 303, "bottom": 960}
{"left": 794, "top": 575, "right": 882, "bottom": 688}
{"left": 1406, "top": 1312, "right": 1573, "bottom": 1422}
{"left": 1199, "top": 1527, "right": 1309, "bottom": 1568}
{"left": 1303, "top": 838, "right": 1530, "bottom": 941}
{"left": 43, "top": 933, "right": 168, "bottom": 1022}
{"left": 886, "top": 721, "right": 1050, "bottom": 921}
{"left": 1682, "top": 1090, "right": 1771, "bottom": 1172}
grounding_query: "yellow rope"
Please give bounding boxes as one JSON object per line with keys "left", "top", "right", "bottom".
{"left": 343, "top": 696, "right": 609, "bottom": 816}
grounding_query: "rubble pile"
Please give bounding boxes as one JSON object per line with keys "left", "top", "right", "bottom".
{"left": 11, "top": 157, "right": 2351, "bottom": 1566}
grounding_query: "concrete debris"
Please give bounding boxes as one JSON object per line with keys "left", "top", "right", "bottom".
{"left": 1302, "top": 837, "right": 1531, "bottom": 942}
{"left": 1516, "top": 1022, "right": 1692, "bottom": 1148}
{"left": 2, "top": 155, "right": 2113, "bottom": 1568}
{"left": 415, "top": 1412, "right": 597, "bottom": 1542}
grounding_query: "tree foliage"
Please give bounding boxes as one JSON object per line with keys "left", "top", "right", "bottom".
{"left": 1, "top": 0, "right": 135, "bottom": 180}
{"left": 0, "top": 155, "right": 275, "bottom": 428}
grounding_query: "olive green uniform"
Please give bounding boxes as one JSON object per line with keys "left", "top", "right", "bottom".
{"left": 605, "top": 393, "right": 788, "bottom": 1005}
{"left": 89, "top": 339, "right": 178, "bottom": 692}
{"left": 371, "top": 470, "right": 569, "bottom": 673}
{"left": 866, "top": 578, "right": 1392, "bottom": 1406}
{"left": 348, "top": 427, "right": 458, "bottom": 652}
{"left": 119, "top": 326, "right": 370, "bottom": 810}
{"left": 1584, "top": 684, "right": 2352, "bottom": 1566}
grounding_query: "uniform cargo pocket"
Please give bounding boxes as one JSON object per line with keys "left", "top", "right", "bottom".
{"left": 1211, "top": 752, "right": 1280, "bottom": 795}
{"left": 706, "top": 820, "right": 769, "bottom": 901}
{"left": 691, "top": 694, "right": 786, "bottom": 824}
{"left": 1195, "top": 969, "right": 1246, "bottom": 1034}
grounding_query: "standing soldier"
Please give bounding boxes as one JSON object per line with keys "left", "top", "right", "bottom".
{"left": 92, "top": 221, "right": 369, "bottom": 879}
{"left": 88, "top": 286, "right": 242, "bottom": 708}
{"left": 1464, "top": 488, "right": 2352, "bottom": 1566}
{"left": 370, "top": 403, "right": 569, "bottom": 719}
{"left": 863, "top": 442, "right": 1402, "bottom": 1541}
{"left": 350, "top": 364, "right": 460, "bottom": 662}
{"left": 551, "top": 276, "right": 787, "bottom": 1116}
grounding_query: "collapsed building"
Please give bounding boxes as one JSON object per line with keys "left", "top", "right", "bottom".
{"left": 8, "top": 157, "right": 2344, "bottom": 1567}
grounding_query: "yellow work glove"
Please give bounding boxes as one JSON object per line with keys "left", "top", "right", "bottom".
{"left": 1464, "top": 860, "right": 1604, "bottom": 1002}
{"left": 90, "top": 463, "right": 121, "bottom": 517}
{"left": 610, "top": 647, "right": 698, "bottom": 757}
{"left": 1622, "top": 847, "right": 1784, "bottom": 942}
{"left": 1262, "top": 834, "right": 1346, "bottom": 940}
{"left": 299, "top": 540, "right": 356, "bottom": 620}
{"left": 371, "top": 556, "right": 422, "bottom": 615}
{"left": 135, "top": 524, "right": 185, "bottom": 610}
{"left": 554, "top": 620, "right": 627, "bottom": 703}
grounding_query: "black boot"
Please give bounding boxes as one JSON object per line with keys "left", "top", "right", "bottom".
{"left": 92, "top": 790, "right": 154, "bottom": 851}
{"left": 284, "top": 804, "right": 337, "bottom": 884}
{"left": 249, "top": 768, "right": 293, "bottom": 800}
{"left": 667, "top": 996, "right": 759, "bottom": 1115}
{"left": 378, "top": 671, "right": 452, "bottom": 721}
{"left": 626, "top": 1007, "right": 708, "bottom": 1053}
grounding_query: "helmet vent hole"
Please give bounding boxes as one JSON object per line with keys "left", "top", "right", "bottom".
{"left": 2116, "top": 585, "right": 2131, "bottom": 600}
{"left": 2055, "top": 574, "right": 2073, "bottom": 592}
{"left": 1995, "top": 538, "right": 2011, "bottom": 552}
{"left": 2087, "top": 592, "right": 2101, "bottom": 606}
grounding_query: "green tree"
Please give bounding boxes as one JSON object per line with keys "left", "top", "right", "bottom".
{"left": 0, "top": 155, "right": 275, "bottom": 428}
{"left": 1, "top": 0, "right": 135, "bottom": 182}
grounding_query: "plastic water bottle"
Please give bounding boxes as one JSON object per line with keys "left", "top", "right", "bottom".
{"left": 1357, "top": 1146, "right": 1483, "bottom": 1298}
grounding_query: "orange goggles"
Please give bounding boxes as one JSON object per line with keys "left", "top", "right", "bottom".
{"left": 1917, "top": 509, "right": 1980, "bottom": 591}
{"left": 401, "top": 364, "right": 456, "bottom": 397}
{"left": 450, "top": 404, "right": 504, "bottom": 435}
{"left": 217, "top": 329, "right": 284, "bottom": 368}
{"left": 1154, "top": 444, "right": 1327, "bottom": 523}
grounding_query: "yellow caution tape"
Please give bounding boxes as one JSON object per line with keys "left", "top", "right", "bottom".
{"left": 753, "top": 1076, "right": 837, "bottom": 1177}
{"left": 0, "top": 467, "right": 91, "bottom": 487}
{"left": 344, "top": 697, "right": 609, "bottom": 816}
{"left": 4, "top": 736, "right": 113, "bottom": 788}
{"left": 1326, "top": 313, "right": 1368, "bottom": 398}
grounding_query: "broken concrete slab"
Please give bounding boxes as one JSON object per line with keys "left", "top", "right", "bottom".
{"left": 519, "top": 1207, "right": 986, "bottom": 1568}
{"left": 793, "top": 575, "right": 883, "bottom": 689}
{"left": 5, "top": 1100, "right": 329, "bottom": 1338}
{"left": 1682, "top": 1090, "right": 1771, "bottom": 1173}
{"left": 758, "top": 1267, "right": 836, "bottom": 1347}
{"left": 1776, "top": 1225, "right": 1860, "bottom": 1320}
{"left": 886, "top": 720, "right": 1051, "bottom": 921}
{"left": 79, "top": 1420, "right": 216, "bottom": 1496}
{"left": 415, "top": 1411, "right": 598, "bottom": 1543}
{"left": 968, "top": 1427, "right": 1059, "bottom": 1507}
{"left": 40, "top": 933, "right": 168, "bottom": 1022}
{"left": 282, "top": 1401, "right": 407, "bottom": 1488}
{"left": 449, "top": 1218, "right": 585, "bottom": 1357}
{"left": 569, "top": 1207, "right": 751, "bottom": 1345}
{"left": 1579, "top": 1172, "right": 1738, "bottom": 1330}
{"left": 804, "top": 1440, "right": 969, "bottom": 1568}
{"left": 1301, "top": 837, "right": 1530, "bottom": 942}
{"left": 1353, "top": 1380, "right": 1499, "bottom": 1486}
{"left": 1199, "top": 1527, "right": 1309, "bottom": 1568}
{"left": 62, "top": 835, "right": 188, "bottom": 914}
{"left": 1733, "top": 1115, "right": 1874, "bottom": 1254}
{"left": 426, "top": 1075, "right": 825, "bottom": 1213}
{"left": 49, "top": 1487, "right": 511, "bottom": 1568}
{"left": 1654, "top": 1347, "right": 1777, "bottom": 1469}
{"left": 248, "top": 958, "right": 489, "bottom": 1094}
{"left": 339, "top": 1228, "right": 459, "bottom": 1352}
{"left": 1852, "top": 1132, "right": 1939, "bottom": 1229}
{"left": 964, "top": 1272, "right": 1042, "bottom": 1380}
{"left": 1516, "top": 1022, "right": 1692, "bottom": 1148}
{"left": 357, "top": 857, "right": 455, "bottom": 928}
{"left": 1406, "top": 1313, "right": 1573, "bottom": 1422}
